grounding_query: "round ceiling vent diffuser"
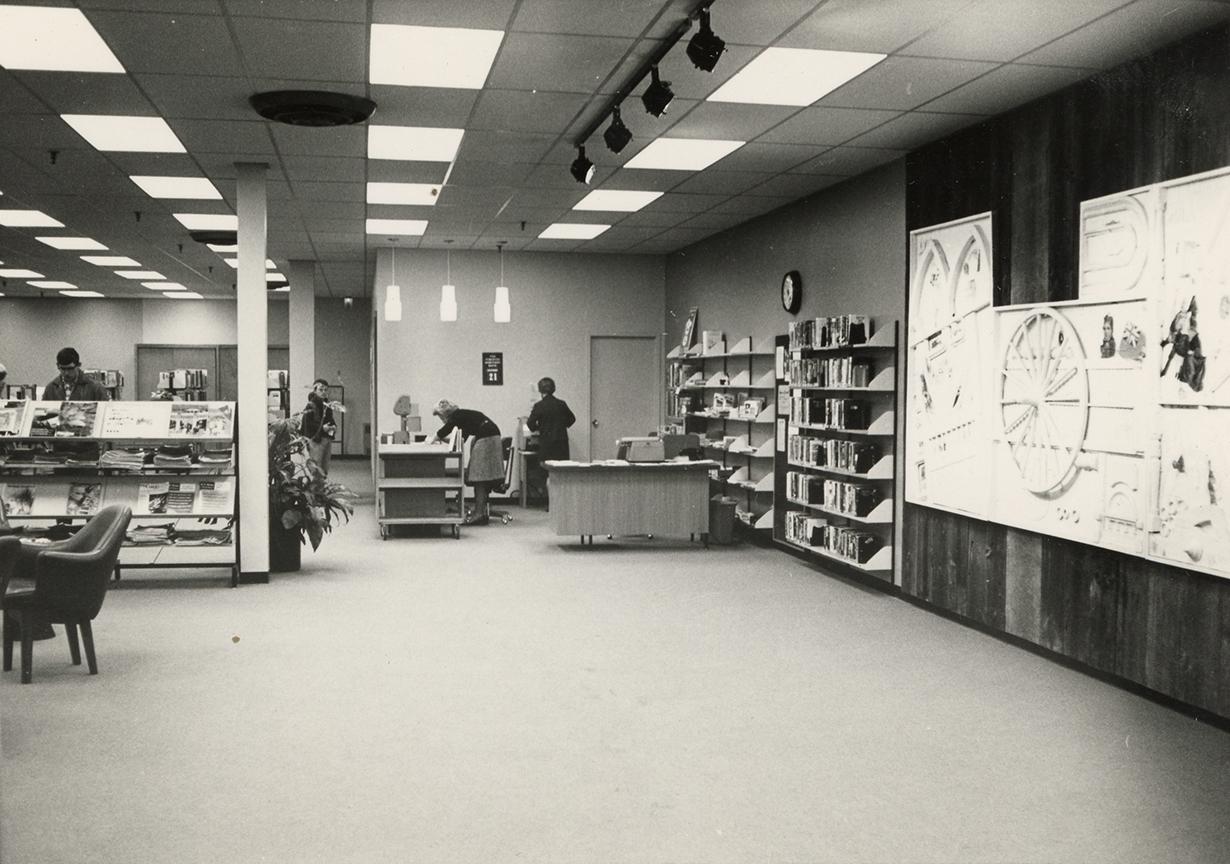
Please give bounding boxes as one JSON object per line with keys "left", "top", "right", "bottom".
{"left": 249, "top": 90, "right": 377, "bottom": 127}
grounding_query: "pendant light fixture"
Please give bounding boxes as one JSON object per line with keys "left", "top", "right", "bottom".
{"left": 440, "top": 239, "right": 457, "bottom": 322}
{"left": 384, "top": 245, "right": 402, "bottom": 322}
{"left": 493, "top": 241, "right": 511, "bottom": 324}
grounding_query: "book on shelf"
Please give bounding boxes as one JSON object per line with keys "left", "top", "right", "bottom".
{"left": 165, "top": 482, "right": 197, "bottom": 514}
{"left": 0, "top": 401, "right": 29, "bottom": 436}
{"left": 168, "top": 402, "right": 234, "bottom": 438}
{"left": 66, "top": 482, "right": 103, "bottom": 516}
{"left": 196, "top": 479, "right": 233, "bottom": 514}
{"left": 99, "top": 402, "right": 173, "bottom": 438}
{"left": 134, "top": 482, "right": 170, "bottom": 515}
{"left": 1, "top": 483, "right": 35, "bottom": 517}
{"left": 738, "top": 397, "right": 765, "bottom": 419}
{"left": 29, "top": 401, "right": 101, "bottom": 437}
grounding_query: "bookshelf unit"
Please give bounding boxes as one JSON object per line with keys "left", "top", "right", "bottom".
{"left": 376, "top": 443, "right": 465, "bottom": 539}
{"left": 667, "top": 335, "right": 776, "bottom": 533}
{"left": 774, "top": 318, "right": 897, "bottom": 581}
{"left": 83, "top": 369, "right": 124, "bottom": 400}
{"left": 157, "top": 368, "right": 209, "bottom": 401}
{"left": 0, "top": 400, "right": 240, "bottom": 586}
{"left": 267, "top": 369, "right": 290, "bottom": 421}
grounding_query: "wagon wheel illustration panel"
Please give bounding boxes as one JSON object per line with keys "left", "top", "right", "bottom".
{"left": 999, "top": 307, "right": 1090, "bottom": 494}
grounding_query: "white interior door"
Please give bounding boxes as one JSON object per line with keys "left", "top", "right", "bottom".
{"left": 589, "top": 335, "right": 660, "bottom": 460}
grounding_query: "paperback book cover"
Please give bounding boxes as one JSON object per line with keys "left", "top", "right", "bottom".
{"left": 28, "top": 401, "right": 101, "bottom": 437}
{"left": 100, "top": 402, "right": 172, "bottom": 438}
{"left": 135, "top": 482, "right": 170, "bottom": 515}
{"left": 66, "top": 482, "right": 103, "bottom": 516}
{"left": 165, "top": 482, "right": 197, "bottom": 514}
{"left": 1, "top": 484, "right": 35, "bottom": 516}
{"left": 196, "top": 479, "right": 233, "bottom": 514}
{"left": 0, "top": 401, "right": 29, "bottom": 436}
{"left": 168, "top": 402, "right": 235, "bottom": 439}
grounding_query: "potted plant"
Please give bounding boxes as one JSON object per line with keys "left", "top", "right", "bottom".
{"left": 268, "top": 416, "right": 356, "bottom": 572}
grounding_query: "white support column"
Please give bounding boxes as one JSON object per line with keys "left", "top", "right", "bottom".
{"left": 288, "top": 259, "right": 316, "bottom": 410}
{"left": 236, "top": 162, "right": 270, "bottom": 581}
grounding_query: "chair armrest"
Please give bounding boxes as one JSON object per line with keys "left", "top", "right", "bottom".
{"left": 0, "top": 536, "right": 21, "bottom": 593}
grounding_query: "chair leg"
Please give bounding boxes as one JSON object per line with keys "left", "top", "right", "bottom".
{"left": 20, "top": 624, "right": 34, "bottom": 684}
{"left": 3, "top": 613, "right": 13, "bottom": 673}
{"left": 65, "top": 622, "right": 82, "bottom": 666}
{"left": 80, "top": 620, "right": 98, "bottom": 675}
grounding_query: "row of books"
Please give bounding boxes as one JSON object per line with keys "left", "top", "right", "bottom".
{"left": 1, "top": 443, "right": 232, "bottom": 470}
{"left": 790, "top": 397, "right": 870, "bottom": 429}
{"left": 127, "top": 524, "right": 232, "bottom": 546}
{"left": 788, "top": 356, "right": 873, "bottom": 388}
{"left": 157, "top": 368, "right": 208, "bottom": 390}
{"left": 84, "top": 369, "right": 124, "bottom": 388}
{"left": 788, "top": 436, "right": 881, "bottom": 473}
{"left": 0, "top": 400, "right": 234, "bottom": 439}
{"left": 784, "top": 512, "right": 883, "bottom": 563}
{"left": 785, "top": 472, "right": 882, "bottom": 517}
{"left": 788, "top": 315, "right": 871, "bottom": 350}
{"left": 1, "top": 479, "right": 233, "bottom": 518}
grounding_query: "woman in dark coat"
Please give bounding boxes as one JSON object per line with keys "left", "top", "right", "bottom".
{"left": 300, "top": 378, "right": 337, "bottom": 474}
{"left": 527, "top": 377, "right": 576, "bottom": 461}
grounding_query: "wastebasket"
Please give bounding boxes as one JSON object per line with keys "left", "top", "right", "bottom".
{"left": 708, "top": 494, "right": 738, "bottom": 545}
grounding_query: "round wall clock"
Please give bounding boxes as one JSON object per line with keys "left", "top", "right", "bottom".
{"left": 781, "top": 270, "right": 802, "bottom": 314}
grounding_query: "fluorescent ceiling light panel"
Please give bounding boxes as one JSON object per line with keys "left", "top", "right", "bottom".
{"left": 368, "top": 125, "right": 465, "bottom": 162}
{"left": 142, "top": 282, "right": 187, "bottom": 291}
{"left": 708, "top": 47, "right": 887, "bottom": 106}
{"left": 163, "top": 292, "right": 203, "bottom": 299}
{"left": 370, "top": 24, "right": 503, "bottom": 89}
{"left": 60, "top": 290, "right": 105, "bottom": 298}
{"left": 173, "top": 213, "right": 238, "bottom": 231}
{"left": 206, "top": 243, "right": 237, "bottom": 253}
{"left": 30, "top": 281, "right": 77, "bottom": 289}
{"left": 0, "top": 209, "right": 63, "bottom": 228}
{"left": 0, "top": 6, "right": 124, "bottom": 73}
{"left": 573, "top": 190, "right": 663, "bottom": 212}
{"left": 222, "top": 259, "right": 276, "bottom": 269}
{"left": 62, "top": 114, "right": 186, "bottom": 153}
{"left": 266, "top": 273, "right": 285, "bottom": 282}
{"left": 272, "top": 286, "right": 290, "bottom": 293}
{"left": 365, "top": 218, "right": 428, "bottom": 236}
{"left": 81, "top": 255, "right": 140, "bottom": 267}
{"left": 538, "top": 223, "right": 610, "bottom": 240}
{"left": 0, "top": 268, "right": 43, "bottom": 278}
{"left": 116, "top": 270, "right": 164, "bottom": 280}
{"left": 36, "top": 236, "right": 107, "bottom": 251}
{"left": 129, "top": 175, "right": 221, "bottom": 200}
{"left": 624, "top": 138, "right": 745, "bottom": 171}
{"left": 367, "top": 182, "right": 439, "bottom": 206}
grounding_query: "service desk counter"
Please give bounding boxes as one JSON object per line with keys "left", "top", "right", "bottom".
{"left": 543, "top": 459, "right": 718, "bottom": 545}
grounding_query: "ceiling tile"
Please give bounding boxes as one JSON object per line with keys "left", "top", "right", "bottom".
{"left": 367, "top": 86, "right": 479, "bottom": 128}
{"left": 642, "top": 192, "right": 728, "bottom": 214}
{"left": 507, "top": 187, "right": 584, "bottom": 209}
{"left": 677, "top": 211, "right": 747, "bottom": 231}
{"left": 449, "top": 161, "right": 534, "bottom": 188}
{"left": 0, "top": 70, "right": 48, "bottom": 115}
{"left": 370, "top": 0, "right": 517, "bottom": 29}
{"left": 664, "top": 102, "right": 798, "bottom": 141}
{"left": 601, "top": 168, "right": 690, "bottom": 193}
{"left": 790, "top": 145, "right": 905, "bottom": 175}
{"left": 704, "top": 0, "right": 821, "bottom": 45}
{"left": 749, "top": 172, "right": 845, "bottom": 198}
{"left": 223, "top": 0, "right": 368, "bottom": 22}
{"left": 712, "top": 195, "right": 792, "bottom": 216}
{"left": 487, "top": 32, "right": 635, "bottom": 93}
{"left": 903, "top": 0, "right": 1130, "bottom": 62}
{"left": 232, "top": 18, "right": 367, "bottom": 81}
{"left": 171, "top": 119, "right": 274, "bottom": 154}
{"left": 511, "top": 0, "right": 666, "bottom": 37}
{"left": 669, "top": 170, "right": 777, "bottom": 196}
{"left": 708, "top": 141, "right": 828, "bottom": 172}
{"left": 367, "top": 161, "right": 450, "bottom": 184}
{"left": 281, "top": 155, "right": 366, "bottom": 183}
{"left": 922, "top": 62, "right": 1094, "bottom": 115}
{"left": 269, "top": 124, "right": 365, "bottom": 158}
{"left": 614, "top": 209, "right": 695, "bottom": 229}
{"left": 437, "top": 185, "right": 517, "bottom": 208}
{"left": 654, "top": 44, "right": 764, "bottom": 101}
{"left": 12, "top": 72, "right": 153, "bottom": 117}
{"left": 818, "top": 56, "right": 999, "bottom": 111}
{"left": 455, "top": 130, "right": 556, "bottom": 163}
{"left": 1019, "top": 0, "right": 1230, "bottom": 69}
{"left": 468, "top": 90, "right": 589, "bottom": 133}
{"left": 88, "top": 10, "right": 243, "bottom": 75}
{"left": 759, "top": 106, "right": 900, "bottom": 145}
{"left": 189, "top": 152, "right": 276, "bottom": 179}
{"left": 783, "top": 0, "right": 972, "bottom": 54}
{"left": 78, "top": 1, "right": 217, "bottom": 12}
{"left": 135, "top": 74, "right": 257, "bottom": 121}
{"left": 845, "top": 110, "right": 985, "bottom": 150}
{"left": 289, "top": 181, "right": 366, "bottom": 203}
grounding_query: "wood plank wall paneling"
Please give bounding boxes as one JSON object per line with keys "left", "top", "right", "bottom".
{"left": 902, "top": 24, "right": 1230, "bottom": 720}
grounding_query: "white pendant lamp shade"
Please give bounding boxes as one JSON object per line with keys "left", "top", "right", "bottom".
{"left": 384, "top": 247, "right": 402, "bottom": 322}
{"left": 439, "top": 243, "right": 457, "bottom": 321}
{"left": 384, "top": 283, "right": 402, "bottom": 322}
{"left": 494, "top": 242, "right": 511, "bottom": 323}
{"left": 494, "top": 284, "right": 511, "bottom": 323}
{"left": 440, "top": 283, "right": 457, "bottom": 321}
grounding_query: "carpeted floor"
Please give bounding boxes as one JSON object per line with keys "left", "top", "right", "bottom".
{"left": 2, "top": 494, "right": 1229, "bottom": 864}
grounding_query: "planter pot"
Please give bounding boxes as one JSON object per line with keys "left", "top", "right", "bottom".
{"left": 269, "top": 519, "right": 302, "bottom": 572}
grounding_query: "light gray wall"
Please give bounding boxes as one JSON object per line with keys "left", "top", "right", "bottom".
{"left": 314, "top": 297, "right": 371, "bottom": 455}
{"left": 1, "top": 298, "right": 145, "bottom": 394}
{"left": 664, "top": 160, "right": 908, "bottom": 581}
{"left": 374, "top": 249, "right": 665, "bottom": 457}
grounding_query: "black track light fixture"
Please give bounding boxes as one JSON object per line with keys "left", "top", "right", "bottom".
{"left": 570, "top": 145, "right": 596, "bottom": 184}
{"left": 686, "top": 8, "right": 725, "bottom": 72}
{"left": 641, "top": 65, "right": 675, "bottom": 117}
{"left": 603, "top": 106, "right": 633, "bottom": 154}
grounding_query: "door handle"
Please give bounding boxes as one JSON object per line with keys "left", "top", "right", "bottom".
{"left": 592, "top": 418, "right": 599, "bottom": 427}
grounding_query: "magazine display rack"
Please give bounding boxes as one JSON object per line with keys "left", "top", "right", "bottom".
{"left": 666, "top": 335, "right": 775, "bottom": 532}
{"left": 775, "top": 318, "right": 897, "bottom": 580}
{"left": 0, "top": 400, "right": 240, "bottom": 587}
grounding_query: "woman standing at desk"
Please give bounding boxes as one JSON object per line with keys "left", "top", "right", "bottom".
{"left": 527, "top": 377, "right": 575, "bottom": 460}
{"left": 432, "top": 399, "right": 502, "bottom": 526}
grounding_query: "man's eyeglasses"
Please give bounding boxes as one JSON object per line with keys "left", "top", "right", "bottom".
{"left": 56, "top": 365, "right": 79, "bottom": 372}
